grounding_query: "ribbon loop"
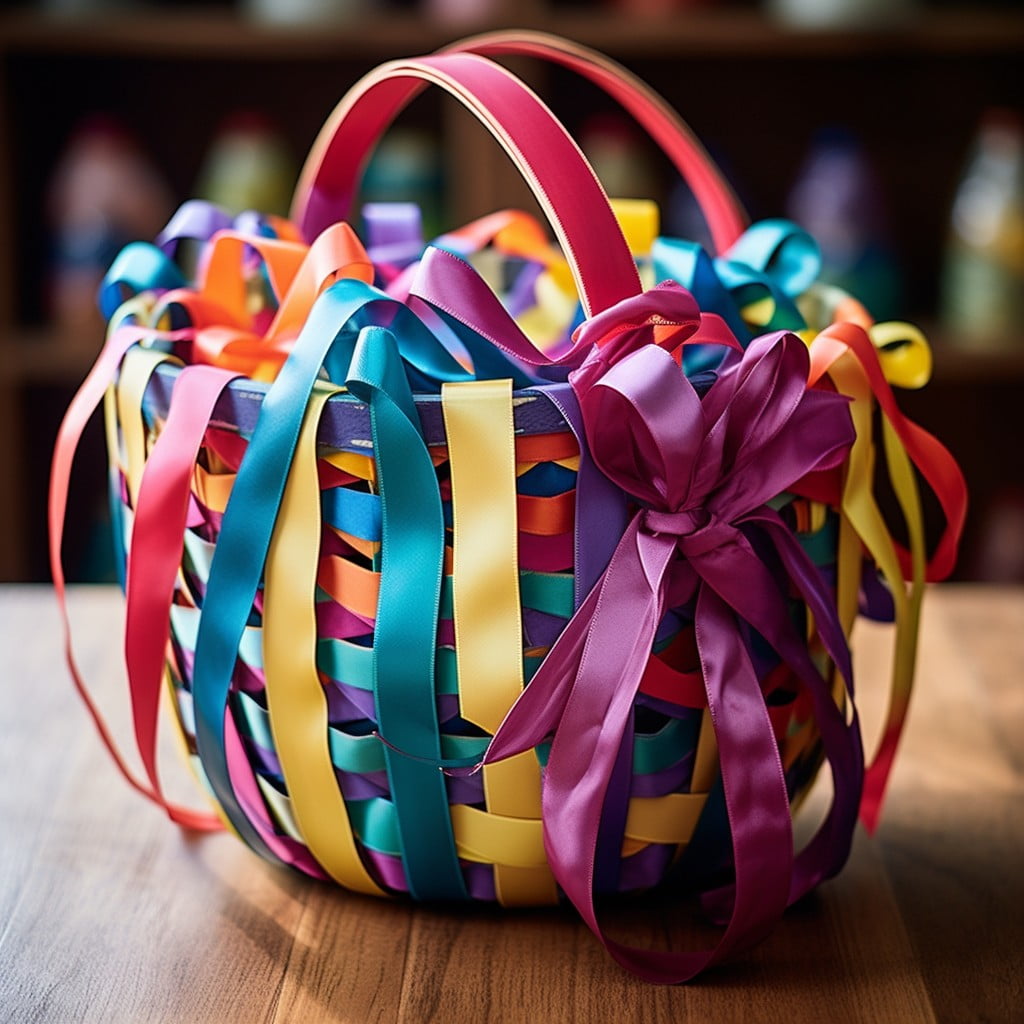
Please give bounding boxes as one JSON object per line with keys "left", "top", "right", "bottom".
{"left": 571, "top": 279, "right": 705, "bottom": 361}
{"left": 486, "top": 294, "right": 861, "bottom": 982}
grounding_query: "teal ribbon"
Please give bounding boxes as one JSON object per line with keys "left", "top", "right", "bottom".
{"left": 318, "top": 638, "right": 545, "bottom": 697}
{"left": 724, "top": 218, "right": 820, "bottom": 297}
{"left": 190, "top": 278, "right": 472, "bottom": 880}
{"left": 344, "top": 324, "right": 468, "bottom": 899}
{"left": 99, "top": 241, "right": 186, "bottom": 319}
{"left": 653, "top": 219, "right": 820, "bottom": 373}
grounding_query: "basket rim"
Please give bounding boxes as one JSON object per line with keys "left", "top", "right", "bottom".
{"left": 140, "top": 360, "right": 577, "bottom": 455}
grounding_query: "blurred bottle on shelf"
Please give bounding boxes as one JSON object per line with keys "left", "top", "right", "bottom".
{"left": 425, "top": 0, "right": 507, "bottom": 26}
{"left": 941, "top": 110, "right": 1024, "bottom": 349}
{"left": 360, "top": 128, "right": 444, "bottom": 240}
{"left": 579, "top": 113, "right": 660, "bottom": 206}
{"left": 44, "top": 0, "right": 143, "bottom": 14}
{"left": 971, "top": 487, "right": 1024, "bottom": 584}
{"left": 242, "top": 0, "right": 364, "bottom": 24}
{"left": 195, "top": 112, "right": 296, "bottom": 218}
{"left": 608, "top": 0, "right": 709, "bottom": 14}
{"left": 767, "top": 0, "right": 917, "bottom": 29}
{"left": 46, "top": 114, "right": 172, "bottom": 336}
{"left": 786, "top": 126, "right": 901, "bottom": 320}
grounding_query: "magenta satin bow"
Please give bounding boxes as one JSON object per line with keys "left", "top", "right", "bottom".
{"left": 483, "top": 284, "right": 865, "bottom": 982}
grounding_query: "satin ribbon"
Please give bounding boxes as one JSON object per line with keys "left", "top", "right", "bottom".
{"left": 443, "top": 30, "right": 748, "bottom": 255}
{"left": 155, "top": 199, "right": 303, "bottom": 256}
{"left": 344, "top": 325, "right": 470, "bottom": 900}
{"left": 187, "top": 281, "right": 376, "bottom": 865}
{"left": 123, "top": 361, "right": 239, "bottom": 835}
{"left": 100, "top": 203, "right": 378, "bottom": 382}
{"left": 49, "top": 320, "right": 221, "bottom": 831}
{"left": 190, "top": 278, "right": 476, "bottom": 892}
{"left": 114, "top": 344, "right": 324, "bottom": 867}
{"left": 99, "top": 242, "right": 187, "bottom": 320}
{"left": 442, "top": 378, "right": 557, "bottom": 905}
{"left": 362, "top": 201, "right": 424, "bottom": 279}
{"left": 123, "top": 373, "right": 323, "bottom": 870}
{"left": 792, "top": 284, "right": 966, "bottom": 827}
{"left": 821, "top": 338, "right": 922, "bottom": 834}
{"left": 653, "top": 219, "right": 819, "bottom": 376}
{"left": 101, "top": 201, "right": 301, "bottom": 323}
{"left": 653, "top": 219, "right": 817, "bottom": 342}
{"left": 475, "top": 288, "right": 862, "bottom": 981}
{"left": 807, "top": 319, "right": 966, "bottom": 829}
{"left": 263, "top": 379, "right": 386, "bottom": 894}
{"left": 408, "top": 248, "right": 737, "bottom": 376}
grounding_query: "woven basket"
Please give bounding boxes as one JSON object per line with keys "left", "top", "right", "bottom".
{"left": 51, "top": 33, "right": 966, "bottom": 982}
{"left": 125, "top": 349, "right": 835, "bottom": 903}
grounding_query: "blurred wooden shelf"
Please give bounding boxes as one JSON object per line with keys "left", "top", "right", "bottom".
{"left": 0, "top": 327, "right": 105, "bottom": 387}
{"left": 1, "top": 8, "right": 1023, "bottom": 61}
{"left": 930, "top": 340, "right": 1024, "bottom": 383}
{"left": 1, "top": 4, "right": 1022, "bottom": 581}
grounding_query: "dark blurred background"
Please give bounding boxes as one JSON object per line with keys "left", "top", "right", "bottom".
{"left": 1, "top": 0, "right": 1022, "bottom": 582}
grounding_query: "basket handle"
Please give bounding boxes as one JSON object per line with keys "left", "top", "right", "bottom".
{"left": 443, "top": 30, "right": 748, "bottom": 255}
{"left": 291, "top": 52, "right": 642, "bottom": 317}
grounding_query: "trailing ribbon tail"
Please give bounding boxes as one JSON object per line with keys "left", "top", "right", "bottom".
{"left": 483, "top": 510, "right": 799, "bottom": 982}
{"left": 481, "top": 318, "right": 862, "bottom": 981}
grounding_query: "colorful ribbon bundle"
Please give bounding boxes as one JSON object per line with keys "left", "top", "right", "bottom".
{"left": 50, "top": 35, "right": 966, "bottom": 983}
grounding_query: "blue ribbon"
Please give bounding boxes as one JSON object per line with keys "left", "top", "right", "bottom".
{"left": 345, "top": 326, "right": 469, "bottom": 899}
{"left": 98, "top": 242, "right": 186, "bottom": 319}
{"left": 321, "top": 487, "right": 382, "bottom": 542}
{"left": 653, "top": 218, "right": 820, "bottom": 374}
{"left": 190, "top": 278, "right": 473, "bottom": 893}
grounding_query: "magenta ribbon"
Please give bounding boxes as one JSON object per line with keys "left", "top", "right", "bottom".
{"left": 482, "top": 287, "right": 863, "bottom": 982}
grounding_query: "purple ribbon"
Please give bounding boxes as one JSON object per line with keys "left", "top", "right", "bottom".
{"left": 481, "top": 285, "right": 863, "bottom": 982}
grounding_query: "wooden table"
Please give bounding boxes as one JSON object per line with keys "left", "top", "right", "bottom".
{"left": 1, "top": 584, "right": 1021, "bottom": 1023}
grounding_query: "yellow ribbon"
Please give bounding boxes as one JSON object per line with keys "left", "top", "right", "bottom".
{"left": 809, "top": 334, "right": 926, "bottom": 814}
{"left": 263, "top": 381, "right": 386, "bottom": 896}
{"left": 442, "top": 378, "right": 558, "bottom": 905}
{"left": 870, "top": 321, "right": 932, "bottom": 390}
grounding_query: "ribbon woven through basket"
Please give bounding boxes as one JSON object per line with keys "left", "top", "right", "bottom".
{"left": 49, "top": 33, "right": 967, "bottom": 984}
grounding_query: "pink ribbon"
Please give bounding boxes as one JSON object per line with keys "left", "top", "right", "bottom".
{"left": 482, "top": 288, "right": 863, "bottom": 982}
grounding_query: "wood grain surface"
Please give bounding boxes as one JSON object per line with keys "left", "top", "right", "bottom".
{"left": 1, "top": 585, "right": 1020, "bottom": 1023}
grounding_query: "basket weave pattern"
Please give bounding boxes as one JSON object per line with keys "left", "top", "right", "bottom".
{"left": 112, "top": 349, "right": 834, "bottom": 903}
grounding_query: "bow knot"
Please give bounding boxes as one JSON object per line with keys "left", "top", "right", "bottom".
{"left": 483, "top": 294, "right": 863, "bottom": 982}
{"left": 641, "top": 506, "right": 735, "bottom": 558}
